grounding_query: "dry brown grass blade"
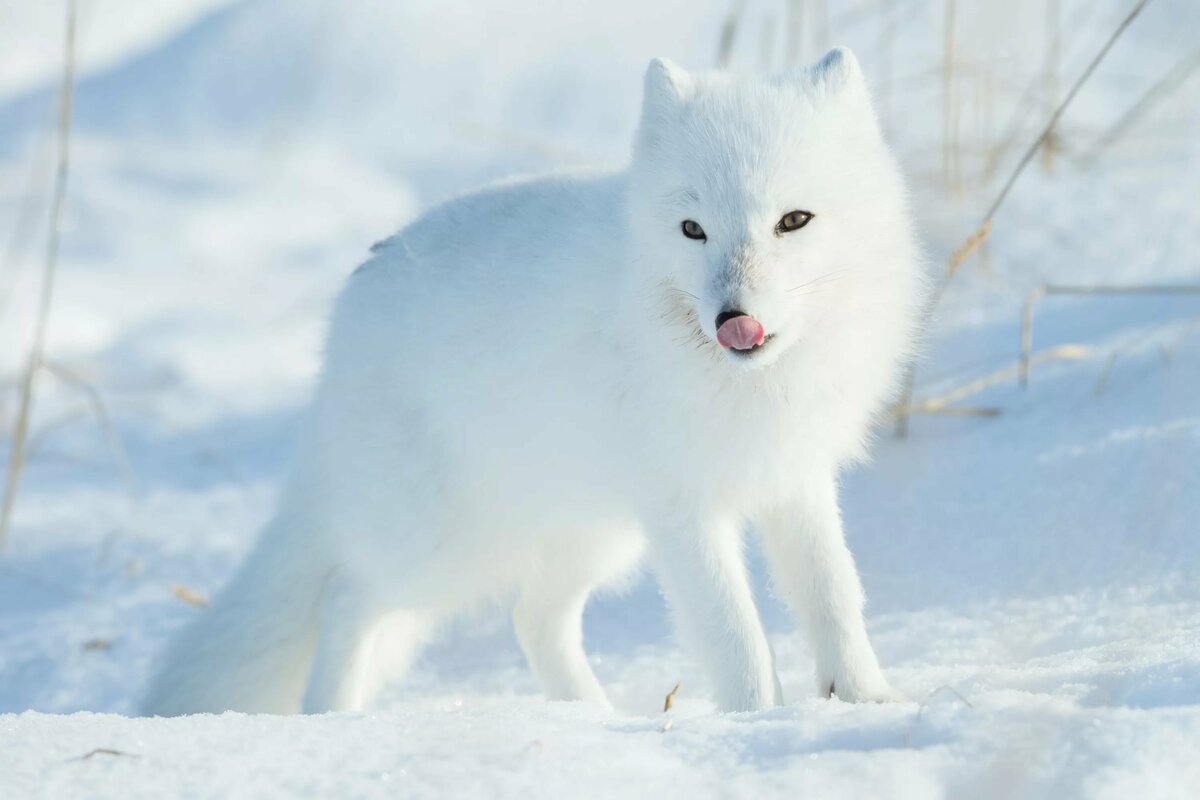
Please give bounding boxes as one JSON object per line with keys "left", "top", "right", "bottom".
{"left": 893, "top": 0, "right": 1153, "bottom": 438}
{"left": 953, "top": 344, "right": 1091, "bottom": 405}
{"left": 784, "top": 0, "right": 805, "bottom": 67}
{"left": 894, "top": 405, "right": 1001, "bottom": 419}
{"left": 1077, "top": 46, "right": 1200, "bottom": 167}
{"left": 0, "top": 0, "right": 77, "bottom": 549}
{"left": 877, "top": 0, "right": 897, "bottom": 130}
{"left": 891, "top": 344, "right": 1090, "bottom": 424}
{"left": 941, "top": 0, "right": 959, "bottom": 191}
{"left": 946, "top": 220, "right": 992, "bottom": 278}
{"left": 715, "top": 0, "right": 746, "bottom": 68}
{"left": 914, "top": 685, "right": 974, "bottom": 723}
{"left": 1040, "top": 0, "right": 1062, "bottom": 173}
{"left": 0, "top": 125, "right": 56, "bottom": 322}
{"left": 1021, "top": 284, "right": 1200, "bottom": 386}
{"left": 663, "top": 681, "right": 681, "bottom": 712}
{"left": 983, "top": 0, "right": 1151, "bottom": 223}
{"left": 39, "top": 361, "right": 138, "bottom": 496}
{"left": 171, "top": 584, "right": 210, "bottom": 607}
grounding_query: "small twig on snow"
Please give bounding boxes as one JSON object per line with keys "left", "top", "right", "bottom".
{"left": 69, "top": 748, "right": 139, "bottom": 762}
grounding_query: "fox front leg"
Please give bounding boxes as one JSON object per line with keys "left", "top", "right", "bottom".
{"left": 758, "top": 479, "right": 901, "bottom": 703}
{"left": 648, "top": 513, "right": 782, "bottom": 712}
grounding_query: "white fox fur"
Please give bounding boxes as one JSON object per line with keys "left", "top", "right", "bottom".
{"left": 144, "top": 47, "right": 926, "bottom": 716}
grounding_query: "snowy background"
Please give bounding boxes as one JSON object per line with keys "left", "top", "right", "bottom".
{"left": 2, "top": 0, "right": 1199, "bottom": 797}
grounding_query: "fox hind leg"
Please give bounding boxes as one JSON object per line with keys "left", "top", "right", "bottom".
{"left": 359, "top": 609, "right": 435, "bottom": 706}
{"left": 513, "top": 530, "right": 642, "bottom": 709}
{"left": 302, "top": 571, "right": 383, "bottom": 714}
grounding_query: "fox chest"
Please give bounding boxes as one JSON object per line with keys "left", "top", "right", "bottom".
{"left": 621, "top": 384, "right": 840, "bottom": 509}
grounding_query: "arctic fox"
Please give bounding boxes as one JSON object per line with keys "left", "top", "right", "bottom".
{"left": 144, "top": 47, "right": 925, "bottom": 716}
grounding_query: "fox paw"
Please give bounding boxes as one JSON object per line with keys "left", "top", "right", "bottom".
{"left": 822, "top": 676, "right": 907, "bottom": 704}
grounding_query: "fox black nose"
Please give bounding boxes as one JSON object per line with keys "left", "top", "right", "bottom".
{"left": 715, "top": 309, "right": 749, "bottom": 329}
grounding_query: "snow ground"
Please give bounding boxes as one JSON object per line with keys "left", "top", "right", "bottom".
{"left": 1, "top": 1, "right": 1199, "bottom": 797}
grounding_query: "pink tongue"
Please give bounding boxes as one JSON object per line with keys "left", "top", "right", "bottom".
{"left": 716, "top": 316, "right": 766, "bottom": 350}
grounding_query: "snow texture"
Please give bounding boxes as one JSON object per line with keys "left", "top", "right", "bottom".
{"left": 1, "top": 0, "right": 1199, "bottom": 797}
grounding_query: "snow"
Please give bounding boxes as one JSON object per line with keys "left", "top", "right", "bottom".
{"left": 2, "top": 0, "right": 1199, "bottom": 797}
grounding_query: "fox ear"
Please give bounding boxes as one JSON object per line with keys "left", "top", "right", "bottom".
{"left": 642, "top": 57, "right": 692, "bottom": 116}
{"left": 810, "top": 46, "right": 866, "bottom": 95}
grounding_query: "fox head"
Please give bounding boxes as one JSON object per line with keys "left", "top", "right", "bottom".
{"left": 628, "top": 47, "right": 920, "bottom": 370}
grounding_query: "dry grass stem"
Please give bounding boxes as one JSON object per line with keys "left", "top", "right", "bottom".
{"left": 1021, "top": 284, "right": 1200, "bottom": 386}
{"left": 980, "top": 73, "right": 1045, "bottom": 184}
{"left": 894, "top": 0, "right": 1153, "bottom": 437}
{"left": 895, "top": 405, "right": 1001, "bottom": 419}
{"left": 946, "top": 220, "right": 992, "bottom": 278}
{"left": 663, "top": 681, "right": 681, "bottom": 712}
{"left": 0, "top": 0, "right": 77, "bottom": 550}
{"left": 40, "top": 361, "right": 137, "bottom": 495}
{"left": 0, "top": 129, "right": 56, "bottom": 321}
{"left": 1094, "top": 350, "right": 1125, "bottom": 395}
{"left": 23, "top": 407, "right": 97, "bottom": 464}
{"left": 892, "top": 344, "right": 1090, "bottom": 424}
{"left": 1078, "top": 47, "right": 1200, "bottom": 166}
{"left": 878, "top": 0, "right": 896, "bottom": 130}
{"left": 1040, "top": 0, "right": 1062, "bottom": 173}
{"left": 715, "top": 0, "right": 746, "bottom": 68}
{"left": 915, "top": 685, "right": 974, "bottom": 723}
{"left": 758, "top": 15, "right": 777, "bottom": 71}
{"left": 171, "top": 584, "right": 210, "bottom": 607}
{"left": 983, "top": 0, "right": 1152, "bottom": 223}
{"left": 1089, "top": 312, "right": 1194, "bottom": 394}
{"left": 813, "top": 0, "right": 830, "bottom": 53}
{"left": 941, "top": 0, "right": 958, "bottom": 191}
{"left": 892, "top": 364, "right": 917, "bottom": 438}
{"left": 784, "top": 0, "right": 805, "bottom": 67}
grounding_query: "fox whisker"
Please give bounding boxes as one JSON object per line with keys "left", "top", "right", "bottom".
{"left": 786, "top": 269, "right": 848, "bottom": 295}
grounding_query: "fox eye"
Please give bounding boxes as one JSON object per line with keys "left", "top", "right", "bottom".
{"left": 775, "top": 210, "right": 814, "bottom": 235}
{"left": 681, "top": 219, "right": 706, "bottom": 241}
